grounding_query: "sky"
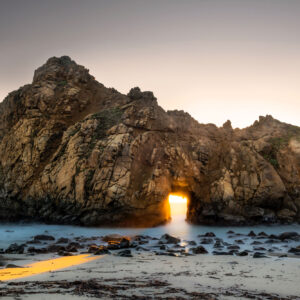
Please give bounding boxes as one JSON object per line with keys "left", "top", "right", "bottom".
{"left": 0, "top": 0, "right": 299, "bottom": 128}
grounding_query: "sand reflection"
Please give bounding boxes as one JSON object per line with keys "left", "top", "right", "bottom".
{"left": 0, "top": 254, "right": 99, "bottom": 281}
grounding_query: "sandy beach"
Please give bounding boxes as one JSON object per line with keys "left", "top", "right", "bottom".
{"left": 0, "top": 251, "right": 299, "bottom": 299}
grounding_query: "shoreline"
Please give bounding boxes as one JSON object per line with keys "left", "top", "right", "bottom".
{"left": 1, "top": 225, "right": 299, "bottom": 299}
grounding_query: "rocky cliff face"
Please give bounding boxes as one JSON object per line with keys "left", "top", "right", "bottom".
{"left": 0, "top": 56, "right": 299, "bottom": 226}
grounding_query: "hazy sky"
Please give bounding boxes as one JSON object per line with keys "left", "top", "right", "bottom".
{"left": 0, "top": 0, "right": 299, "bottom": 128}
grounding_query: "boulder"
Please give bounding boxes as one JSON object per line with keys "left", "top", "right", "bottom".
{"left": 199, "top": 232, "right": 216, "bottom": 237}
{"left": 237, "top": 250, "right": 249, "bottom": 256}
{"left": 47, "top": 244, "right": 65, "bottom": 252}
{"left": 191, "top": 246, "right": 208, "bottom": 254}
{"left": 159, "top": 234, "right": 180, "bottom": 244}
{"left": 5, "top": 243, "right": 25, "bottom": 254}
{"left": 33, "top": 235, "right": 55, "bottom": 241}
{"left": 56, "top": 237, "right": 70, "bottom": 244}
{"left": 200, "top": 238, "right": 214, "bottom": 244}
{"left": 227, "top": 245, "right": 240, "bottom": 250}
{"left": 248, "top": 231, "right": 256, "bottom": 237}
{"left": 288, "top": 246, "right": 300, "bottom": 255}
{"left": 188, "top": 241, "right": 197, "bottom": 246}
{"left": 278, "top": 232, "right": 299, "bottom": 240}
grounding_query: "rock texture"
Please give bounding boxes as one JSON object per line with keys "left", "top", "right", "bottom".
{"left": 0, "top": 56, "right": 299, "bottom": 226}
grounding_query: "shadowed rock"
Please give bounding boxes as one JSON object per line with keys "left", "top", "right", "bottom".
{"left": 159, "top": 234, "right": 180, "bottom": 244}
{"left": 191, "top": 246, "right": 208, "bottom": 254}
{"left": 5, "top": 244, "right": 25, "bottom": 254}
{"left": 34, "top": 235, "right": 55, "bottom": 241}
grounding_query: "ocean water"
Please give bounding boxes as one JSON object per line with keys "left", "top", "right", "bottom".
{"left": 0, "top": 214, "right": 299, "bottom": 253}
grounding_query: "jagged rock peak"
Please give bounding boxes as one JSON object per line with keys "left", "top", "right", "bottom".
{"left": 222, "top": 120, "right": 233, "bottom": 131}
{"left": 33, "top": 55, "right": 94, "bottom": 84}
{"left": 127, "top": 87, "right": 157, "bottom": 102}
{"left": 252, "top": 115, "right": 277, "bottom": 126}
{"left": 259, "top": 114, "right": 274, "bottom": 122}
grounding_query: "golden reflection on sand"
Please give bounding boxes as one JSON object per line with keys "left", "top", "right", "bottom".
{"left": 0, "top": 254, "right": 100, "bottom": 281}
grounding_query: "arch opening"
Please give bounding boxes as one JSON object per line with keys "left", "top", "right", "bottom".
{"left": 168, "top": 192, "right": 189, "bottom": 221}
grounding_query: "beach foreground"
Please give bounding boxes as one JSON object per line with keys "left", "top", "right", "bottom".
{"left": 0, "top": 252, "right": 299, "bottom": 300}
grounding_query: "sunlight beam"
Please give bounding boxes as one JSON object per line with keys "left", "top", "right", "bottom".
{"left": 168, "top": 194, "right": 188, "bottom": 217}
{"left": 0, "top": 254, "right": 100, "bottom": 281}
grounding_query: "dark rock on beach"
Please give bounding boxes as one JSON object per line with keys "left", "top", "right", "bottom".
{"left": 159, "top": 234, "right": 180, "bottom": 244}
{"left": 199, "top": 232, "right": 216, "bottom": 237}
{"left": 190, "top": 246, "right": 208, "bottom": 254}
{"left": 34, "top": 235, "right": 55, "bottom": 241}
{"left": 278, "top": 232, "right": 299, "bottom": 240}
{"left": 5, "top": 264, "right": 23, "bottom": 268}
{"left": 56, "top": 237, "right": 70, "bottom": 244}
{"left": 27, "top": 247, "right": 49, "bottom": 254}
{"left": 248, "top": 231, "right": 256, "bottom": 237}
{"left": 227, "top": 245, "right": 240, "bottom": 250}
{"left": 258, "top": 232, "right": 268, "bottom": 237}
{"left": 288, "top": 246, "right": 300, "bottom": 255}
{"left": 47, "top": 244, "right": 66, "bottom": 253}
{"left": 234, "top": 239, "right": 244, "bottom": 244}
{"left": 102, "top": 234, "right": 126, "bottom": 242}
{"left": 200, "top": 238, "right": 214, "bottom": 244}
{"left": 237, "top": 250, "right": 249, "bottom": 256}
{"left": 5, "top": 243, "right": 25, "bottom": 254}
{"left": 58, "top": 250, "right": 73, "bottom": 256}
{"left": 117, "top": 249, "right": 133, "bottom": 257}
{"left": 212, "top": 251, "right": 233, "bottom": 255}
{"left": 188, "top": 240, "right": 197, "bottom": 246}
{"left": 253, "top": 252, "right": 268, "bottom": 258}
{"left": 251, "top": 241, "right": 263, "bottom": 245}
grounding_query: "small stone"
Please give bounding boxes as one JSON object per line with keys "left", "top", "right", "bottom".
{"left": 117, "top": 249, "right": 133, "bottom": 257}
{"left": 191, "top": 246, "right": 208, "bottom": 254}
{"left": 253, "top": 252, "right": 267, "bottom": 258}
{"left": 199, "top": 232, "right": 216, "bottom": 237}
{"left": 200, "top": 238, "right": 214, "bottom": 244}
{"left": 258, "top": 232, "right": 268, "bottom": 237}
{"left": 56, "top": 237, "right": 70, "bottom": 244}
{"left": 234, "top": 239, "right": 244, "bottom": 244}
{"left": 212, "top": 251, "right": 233, "bottom": 255}
{"left": 5, "top": 264, "right": 23, "bottom": 268}
{"left": 248, "top": 231, "right": 256, "bottom": 237}
{"left": 227, "top": 245, "right": 240, "bottom": 250}
{"left": 188, "top": 241, "right": 197, "bottom": 246}
{"left": 33, "top": 235, "right": 55, "bottom": 241}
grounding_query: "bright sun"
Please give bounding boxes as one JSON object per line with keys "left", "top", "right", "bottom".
{"left": 168, "top": 194, "right": 188, "bottom": 217}
{"left": 168, "top": 194, "right": 188, "bottom": 204}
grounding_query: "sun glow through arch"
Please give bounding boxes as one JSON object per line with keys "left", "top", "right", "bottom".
{"left": 168, "top": 193, "right": 188, "bottom": 218}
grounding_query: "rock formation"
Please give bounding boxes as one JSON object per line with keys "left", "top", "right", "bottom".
{"left": 0, "top": 56, "right": 299, "bottom": 226}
